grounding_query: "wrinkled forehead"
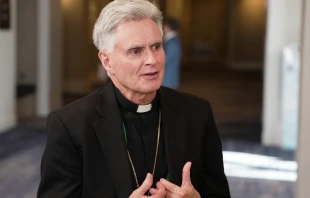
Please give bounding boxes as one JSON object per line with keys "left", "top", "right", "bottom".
{"left": 113, "top": 18, "right": 163, "bottom": 49}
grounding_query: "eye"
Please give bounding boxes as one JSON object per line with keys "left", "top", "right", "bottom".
{"left": 130, "top": 48, "right": 141, "bottom": 55}
{"left": 153, "top": 43, "right": 161, "bottom": 50}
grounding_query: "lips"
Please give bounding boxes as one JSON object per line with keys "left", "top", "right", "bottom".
{"left": 143, "top": 71, "right": 158, "bottom": 76}
{"left": 141, "top": 71, "right": 159, "bottom": 79}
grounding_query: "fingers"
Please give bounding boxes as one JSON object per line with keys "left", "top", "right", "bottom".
{"left": 156, "top": 181, "right": 165, "bottom": 190}
{"left": 155, "top": 182, "right": 167, "bottom": 197}
{"left": 160, "top": 178, "right": 179, "bottom": 193}
{"left": 149, "top": 188, "right": 158, "bottom": 195}
{"left": 181, "top": 161, "right": 192, "bottom": 187}
{"left": 150, "top": 182, "right": 166, "bottom": 196}
{"left": 135, "top": 173, "right": 153, "bottom": 196}
{"left": 155, "top": 188, "right": 166, "bottom": 197}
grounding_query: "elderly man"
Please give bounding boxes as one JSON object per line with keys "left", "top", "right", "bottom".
{"left": 37, "top": 0, "right": 231, "bottom": 198}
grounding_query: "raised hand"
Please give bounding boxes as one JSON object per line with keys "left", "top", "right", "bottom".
{"left": 149, "top": 180, "right": 166, "bottom": 197}
{"left": 129, "top": 173, "right": 166, "bottom": 198}
{"left": 159, "top": 162, "right": 201, "bottom": 198}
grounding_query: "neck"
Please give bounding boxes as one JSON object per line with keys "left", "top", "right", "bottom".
{"left": 112, "top": 80, "right": 156, "bottom": 105}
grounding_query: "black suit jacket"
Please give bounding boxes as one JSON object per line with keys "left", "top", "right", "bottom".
{"left": 37, "top": 83, "right": 231, "bottom": 198}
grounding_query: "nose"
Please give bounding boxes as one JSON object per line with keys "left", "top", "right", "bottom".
{"left": 145, "top": 49, "right": 157, "bottom": 66}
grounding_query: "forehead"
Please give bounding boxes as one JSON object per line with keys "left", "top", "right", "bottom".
{"left": 114, "top": 18, "right": 162, "bottom": 49}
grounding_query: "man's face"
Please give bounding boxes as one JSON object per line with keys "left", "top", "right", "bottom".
{"left": 104, "top": 18, "right": 165, "bottom": 94}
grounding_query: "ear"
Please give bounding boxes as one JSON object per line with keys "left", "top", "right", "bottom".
{"left": 98, "top": 51, "right": 115, "bottom": 75}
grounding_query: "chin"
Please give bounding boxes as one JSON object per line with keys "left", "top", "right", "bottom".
{"left": 139, "top": 82, "right": 162, "bottom": 93}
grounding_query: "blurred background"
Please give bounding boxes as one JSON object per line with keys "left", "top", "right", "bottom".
{"left": 1, "top": 0, "right": 310, "bottom": 197}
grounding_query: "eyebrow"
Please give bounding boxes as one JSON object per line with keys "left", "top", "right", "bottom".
{"left": 151, "top": 41, "right": 163, "bottom": 46}
{"left": 126, "top": 40, "right": 163, "bottom": 50}
{"left": 127, "top": 44, "right": 145, "bottom": 51}
{"left": 151, "top": 40, "right": 163, "bottom": 46}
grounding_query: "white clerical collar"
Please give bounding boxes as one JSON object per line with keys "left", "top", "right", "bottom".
{"left": 137, "top": 104, "right": 152, "bottom": 113}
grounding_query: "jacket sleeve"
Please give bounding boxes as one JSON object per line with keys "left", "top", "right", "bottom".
{"left": 201, "top": 103, "right": 231, "bottom": 198}
{"left": 37, "top": 112, "right": 83, "bottom": 198}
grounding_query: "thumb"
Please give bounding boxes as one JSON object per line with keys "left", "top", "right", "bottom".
{"left": 181, "top": 162, "right": 192, "bottom": 187}
{"left": 136, "top": 173, "right": 153, "bottom": 195}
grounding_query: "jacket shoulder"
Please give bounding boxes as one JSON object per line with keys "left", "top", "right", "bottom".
{"left": 51, "top": 88, "right": 102, "bottom": 121}
{"left": 160, "top": 86, "right": 212, "bottom": 111}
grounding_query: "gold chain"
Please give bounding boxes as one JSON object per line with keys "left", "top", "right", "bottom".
{"left": 126, "top": 111, "right": 161, "bottom": 190}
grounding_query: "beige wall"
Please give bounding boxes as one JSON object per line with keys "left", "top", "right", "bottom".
{"left": 17, "top": 0, "right": 37, "bottom": 84}
{"left": 232, "top": 0, "right": 266, "bottom": 61}
{"left": 86, "top": 0, "right": 111, "bottom": 91}
{"left": 165, "top": 0, "right": 228, "bottom": 63}
{"left": 16, "top": 0, "right": 37, "bottom": 121}
{"left": 62, "top": 0, "right": 88, "bottom": 93}
{"left": 262, "top": 0, "right": 303, "bottom": 147}
{"left": 165, "top": 0, "right": 266, "bottom": 66}
{"left": 296, "top": 0, "right": 310, "bottom": 197}
{"left": 16, "top": 0, "right": 63, "bottom": 119}
{"left": 165, "top": 0, "right": 192, "bottom": 63}
{"left": 50, "top": 0, "right": 63, "bottom": 111}
{"left": 36, "top": 0, "right": 63, "bottom": 116}
{"left": 0, "top": 0, "right": 17, "bottom": 132}
{"left": 228, "top": 0, "right": 266, "bottom": 69}
{"left": 191, "top": 0, "right": 229, "bottom": 61}
{"left": 61, "top": 0, "right": 111, "bottom": 93}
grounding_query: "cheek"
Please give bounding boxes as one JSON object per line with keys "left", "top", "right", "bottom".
{"left": 162, "top": 54, "right": 166, "bottom": 66}
{"left": 114, "top": 59, "right": 131, "bottom": 75}
{"left": 119, "top": 62, "right": 139, "bottom": 79}
{"left": 158, "top": 51, "right": 166, "bottom": 67}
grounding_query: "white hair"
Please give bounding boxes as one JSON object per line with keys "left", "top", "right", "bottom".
{"left": 93, "top": 0, "right": 163, "bottom": 53}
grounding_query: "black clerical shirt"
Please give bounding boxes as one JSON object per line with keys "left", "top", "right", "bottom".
{"left": 114, "top": 86, "right": 168, "bottom": 190}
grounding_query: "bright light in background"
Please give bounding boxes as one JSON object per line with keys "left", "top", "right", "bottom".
{"left": 223, "top": 151, "right": 297, "bottom": 182}
{"left": 61, "top": 0, "right": 72, "bottom": 9}
{"left": 241, "top": 0, "right": 265, "bottom": 14}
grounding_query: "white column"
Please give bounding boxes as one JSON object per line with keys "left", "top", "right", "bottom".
{"left": 36, "top": 0, "right": 62, "bottom": 116}
{"left": 36, "top": 0, "right": 50, "bottom": 116}
{"left": 262, "top": 0, "right": 302, "bottom": 147}
{"left": 295, "top": 1, "right": 310, "bottom": 197}
{"left": 49, "top": 0, "right": 63, "bottom": 111}
{"left": 0, "top": 0, "right": 17, "bottom": 132}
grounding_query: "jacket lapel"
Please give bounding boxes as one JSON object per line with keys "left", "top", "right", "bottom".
{"left": 93, "top": 83, "right": 133, "bottom": 198}
{"left": 160, "top": 88, "right": 186, "bottom": 186}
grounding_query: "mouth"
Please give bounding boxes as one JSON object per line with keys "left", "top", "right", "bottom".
{"left": 144, "top": 71, "right": 158, "bottom": 76}
{"left": 141, "top": 71, "right": 159, "bottom": 79}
